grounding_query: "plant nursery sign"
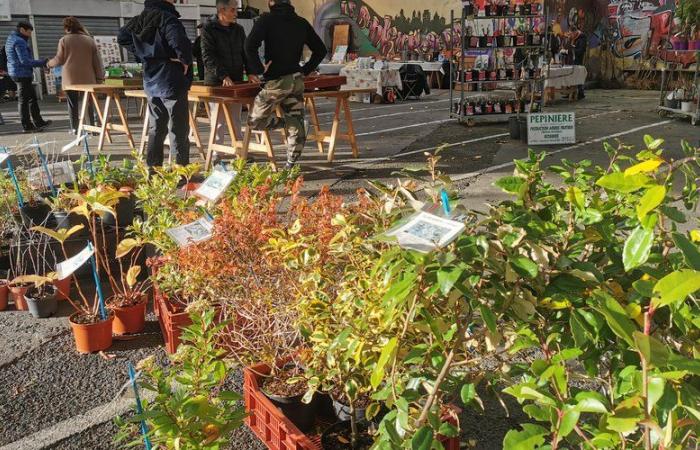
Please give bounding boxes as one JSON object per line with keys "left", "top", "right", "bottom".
{"left": 527, "top": 112, "right": 576, "bottom": 145}
{"left": 166, "top": 218, "right": 214, "bottom": 247}
{"left": 56, "top": 245, "right": 95, "bottom": 280}
{"left": 27, "top": 161, "right": 76, "bottom": 190}
{"left": 383, "top": 211, "right": 466, "bottom": 253}
{"left": 195, "top": 169, "right": 237, "bottom": 203}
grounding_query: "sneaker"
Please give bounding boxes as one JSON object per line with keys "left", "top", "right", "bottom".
{"left": 36, "top": 120, "right": 52, "bottom": 130}
{"left": 22, "top": 126, "right": 40, "bottom": 134}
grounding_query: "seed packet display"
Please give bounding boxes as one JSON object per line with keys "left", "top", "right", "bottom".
{"left": 195, "top": 169, "right": 237, "bottom": 203}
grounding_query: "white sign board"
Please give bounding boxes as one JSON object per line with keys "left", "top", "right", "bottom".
{"left": 195, "top": 170, "right": 237, "bottom": 203}
{"left": 384, "top": 211, "right": 465, "bottom": 253}
{"left": 28, "top": 161, "right": 76, "bottom": 190}
{"left": 94, "top": 36, "right": 122, "bottom": 65}
{"left": 0, "top": 0, "right": 11, "bottom": 22}
{"left": 56, "top": 245, "right": 95, "bottom": 280}
{"left": 528, "top": 112, "right": 576, "bottom": 146}
{"left": 166, "top": 218, "right": 214, "bottom": 248}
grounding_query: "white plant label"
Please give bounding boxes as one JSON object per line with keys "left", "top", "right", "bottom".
{"left": 0, "top": 152, "right": 8, "bottom": 165}
{"left": 61, "top": 134, "right": 87, "bottom": 153}
{"left": 166, "top": 218, "right": 214, "bottom": 248}
{"left": 56, "top": 245, "right": 95, "bottom": 280}
{"left": 195, "top": 170, "right": 237, "bottom": 203}
{"left": 28, "top": 161, "right": 76, "bottom": 190}
{"left": 384, "top": 211, "right": 466, "bottom": 253}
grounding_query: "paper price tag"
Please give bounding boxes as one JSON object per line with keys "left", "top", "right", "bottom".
{"left": 195, "top": 170, "right": 237, "bottom": 203}
{"left": 56, "top": 245, "right": 95, "bottom": 280}
{"left": 166, "top": 218, "right": 214, "bottom": 248}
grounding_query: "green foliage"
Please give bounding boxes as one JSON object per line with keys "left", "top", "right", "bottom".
{"left": 115, "top": 310, "right": 246, "bottom": 449}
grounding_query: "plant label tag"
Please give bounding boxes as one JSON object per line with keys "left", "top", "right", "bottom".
{"left": 28, "top": 161, "right": 76, "bottom": 190}
{"left": 56, "top": 245, "right": 95, "bottom": 280}
{"left": 61, "top": 134, "right": 88, "bottom": 153}
{"left": 166, "top": 218, "right": 214, "bottom": 247}
{"left": 383, "top": 211, "right": 466, "bottom": 253}
{"left": 0, "top": 152, "right": 8, "bottom": 165}
{"left": 195, "top": 170, "right": 237, "bottom": 203}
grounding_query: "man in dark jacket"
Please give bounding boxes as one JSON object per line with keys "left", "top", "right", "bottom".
{"left": 245, "top": 0, "right": 327, "bottom": 169}
{"left": 118, "top": 0, "right": 193, "bottom": 168}
{"left": 202, "top": 0, "right": 248, "bottom": 144}
{"left": 5, "top": 22, "right": 51, "bottom": 132}
{"left": 192, "top": 23, "right": 205, "bottom": 82}
{"left": 570, "top": 25, "right": 587, "bottom": 99}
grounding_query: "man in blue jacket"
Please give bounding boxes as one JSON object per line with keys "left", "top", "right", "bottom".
{"left": 118, "top": 0, "right": 193, "bottom": 169}
{"left": 5, "top": 22, "right": 51, "bottom": 133}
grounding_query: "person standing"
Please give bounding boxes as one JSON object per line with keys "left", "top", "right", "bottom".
{"left": 4, "top": 22, "right": 51, "bottom": 133}
{"left": 570, "top": 25, "right": 587, "bottom": 99}
{"left": 201, "top": 0, "right": 248, "bottom": 145}
{"left": 192, "top": 23, "right": 205, "bottom": 81}
{"left": 244, "top": 0, "right": 327, "bottom": 169}
{"left": 0, "top": 45, "right": 17, "bottom": 102}
{"left": 117, "top": 0, "right": 193, "bottom": 169}
{"left": 47, "top": 17, "right": 105, "bottom": 135}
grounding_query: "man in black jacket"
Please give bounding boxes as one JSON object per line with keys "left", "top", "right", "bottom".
{"left": 570, "top": 25, "right": 587, "bottom": 100}
{"left": 202, "top": 0, "right": 248, "bottom": 144}
{"left": 118, "top": 0, "right": 193, "bottom": 169}
{"left": 192, "top": 23, "right": 205, "bottom": 81}
{"left": 245, "top": 0, "right": 327, "bottom": 169}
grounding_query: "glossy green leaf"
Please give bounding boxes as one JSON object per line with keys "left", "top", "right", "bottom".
{"left": 575, "top": 396, "right": 609, "bottom": 414}
{"left": 510, "top": 256, "right": 539, "bottom": 279}
{"left": 671, "top": 233, "right": 700, "bottom": 270}
{"left": 559, "top": 406, "right": 580, "bottom": 438}
{"left": 411, "top": 426, "right": 433, "bottom": 450}
{"left": 479, "top": 305, "right": 497, "bottom": 334}
{"left": 647, "top": 376, "right": 665, "bottom": 412}
{"left": 596, "top": 173, "right": 650, "bottom": 193}
{"left": 636, "top": 185, "right": 666, "bottom": 221}
{"left": 437, "top": 267, "right": 463, "bottom": 296}
{"left": 461, "top": 383, "right": 476, "bottom": 405}
{"left": 623, "top": 227, "right": 654, "bottom": 272}
{"left": 371, "top": 337, "right": 398, "bottom": 389}
{"left": 591, "top": 291, "right": 637, "bottom": 347}
{"left": 633, "top": 331, "right": 669, "bottom": 368}
{"left": 652, "top": 270, "right": 700, "bottom": 308}
{"left": 495, "top": 176, "right": 526, "bottom": 194}
{"left": 502, "top": 424, "right": 547, "bottom": 450}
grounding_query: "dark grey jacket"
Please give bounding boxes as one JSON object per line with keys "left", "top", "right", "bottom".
{"left": 201, "top": 15, "right": 247, "bottom": 85}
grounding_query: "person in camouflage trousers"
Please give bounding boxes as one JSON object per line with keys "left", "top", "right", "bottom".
{"left": 244, "top": 0, "right": 327, "bottom": 169}
{"left": 247, "top": 73, "right": 305, "bottom": 166}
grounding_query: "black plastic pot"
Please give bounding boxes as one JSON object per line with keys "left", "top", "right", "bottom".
{"left": 263, "top": 391, "right": 318, "bottom": 433}
{"left": 321, "top": 421, "right": 373, "bottom": 450}
{"left": 100, "top": 192, "right": 135, "bottom": 227}
{"left": 332, "top": 398, "right": 367, "bottom": 423}
{"left": 509, "top": 116, "right": 521, "bottom": 139}
{"left": 519, "top": 116, "right": 528, "bottom": 143}
{"left": 25, "top": 286, "right": 58, "bottom": 318}
{"left": 20, "top": 204, "right": 52, "bottom": 228}
{"left": 53, "top": 211, "right": 71, "bottom": 230}
{"left": 496, "top": 36, "right": 505, "bottom": 47}
{"left": 478, "top": 36, "right": 488, "bottom": 47}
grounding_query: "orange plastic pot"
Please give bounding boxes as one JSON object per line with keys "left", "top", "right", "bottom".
{"left": 69, "top": 313, "right": 114, "bottom": 354}
{"left": 53, "top": 277, "right": 71, "bottom": 301}
{"left": 110, "top": 295, "right": 147, "bottom": 335}
{"left": 9, "top": 284, "right": 30, "bottom": 311}
{"left": 0, "top": 281, "right": 8, "bottom": 311}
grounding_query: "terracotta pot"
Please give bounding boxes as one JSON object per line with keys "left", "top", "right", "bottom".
{"left": 9, "top": 284, "right": 31, "bottom": 311}
{"left": 110, "top": 295, "right": 147, "bottom": 335}
{"left": 53, "top": 277, "right": 71, "bottom": 301}
{"left": 0, "top": 280, "right": 8, "bottom": 311}
{"left": 69, "top": 313, "right": 114, "bottom": 354}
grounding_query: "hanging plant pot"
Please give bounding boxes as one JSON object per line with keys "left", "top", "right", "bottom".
{"left": 109, "top": 293, "right": 148, "bottom": 335}
{"left": 53, "top": 276, "right": 71, "bottom": 301}
{"left": 20, "top": 203, "right": 52, "bottom": 228}
{"left": 69, "top": 313, "right": 114, "bottom": 354}
{"left": 25, "top": 285, "right": 58, "bottom": 318}
{"left": 0, "top": 279, "right": 8, "bottom": 311}
{"left": 9, "top": 283, "right": 31, "bottom": 311}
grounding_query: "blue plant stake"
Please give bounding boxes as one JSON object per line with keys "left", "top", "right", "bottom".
{"left": 441, "top": 189, "right": 451, "bottom": 216}
{"left": 128, "top": 362, "right": 152, "bottom": 450}
{"left": 88, "top": 242, "right": 107, "bottom": 321}
{"left": 34, "top": 138, "right": 57, "bottom": 196}
{"left": 3, "top": 151, "right": 25, "bottom": 207}
{"left": 82, "top": 133, "right": 95, "bottom": 178}
{"left": 203, "top": 209, "right": 214, "bottom": 222}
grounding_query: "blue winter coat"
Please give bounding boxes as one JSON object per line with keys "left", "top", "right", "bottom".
{"left": 117, "top": 0, "right": 192, "bottom": 98}
{"left": 4, "top": 31, "right": 45, "bottom": 79}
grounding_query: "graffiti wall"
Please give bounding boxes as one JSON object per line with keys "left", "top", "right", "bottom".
{"left": 249, "top": 0, "right": 681, "bottom": 81}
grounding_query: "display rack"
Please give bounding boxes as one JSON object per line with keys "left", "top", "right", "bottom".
{"left": 449, "top": 1, "right": 548, "bottom": 125}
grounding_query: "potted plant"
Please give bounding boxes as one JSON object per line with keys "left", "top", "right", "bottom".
{"left": 91, "top": 156, "right": 144, "bottom": 227}
{"left": 12, "top": 274, "right": 58, "bottom": 318}
{"left": 108, "top": 236, "right": 150, "bottom": 335}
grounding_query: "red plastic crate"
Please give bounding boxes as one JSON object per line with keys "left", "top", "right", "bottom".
{"left": 243, "top": 363, "right": 460, "bottom": 450}
{"left": 154, "top": 293, "right": 192, "bottom": 354}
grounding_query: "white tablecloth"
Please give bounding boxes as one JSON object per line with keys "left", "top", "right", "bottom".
{"left": 544, "top": 65, "right": 588, "bottom": 89}
{"left": 339, "top": 67, "right": 403, "bottom": 96}
{"left": 388, "top": 61, "right": 443, "bottom": 72}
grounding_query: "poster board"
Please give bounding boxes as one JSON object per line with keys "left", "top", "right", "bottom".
{"left": 94, "top": 36, "right": 122, "bottom": 65}
{"left": 0, "top": 0, "right": 11, "bottom": 21}
{"left": 527, "top": 112, "right": 576, "bottom": 145}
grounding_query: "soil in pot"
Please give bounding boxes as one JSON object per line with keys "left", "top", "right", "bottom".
{"left": 9, "top": 282, "right": 31, "bottom": 311}
{"left": 69, "top": 312, "right": 114, "bottom": 354}
{"left": 25, "top": 284, "right": 58, "bottom": 318}
{"left": 321, "top": 420, "right": 374, "bottom": 450}
{"left": 331, "top": 387, "right": 372, "bottom": 423}
{"left": 109, "top": 293, "right": 147, "bottom": 335}
{"left": 0, "top": 280, "right": 8, "bottom": 311}
{"left": 262, "top": 365, "right": 318, "bottom": 433}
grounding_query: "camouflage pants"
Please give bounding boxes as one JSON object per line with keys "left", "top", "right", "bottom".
{"left": 248, "top": 73, "right": 305, "bottom": 165}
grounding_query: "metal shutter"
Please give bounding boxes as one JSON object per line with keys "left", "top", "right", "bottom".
{"left": 182, "top": 20, "right": 197, "bottom": 41}
{"left": 34, "top": 16, "right": 121, "bottom": 59}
